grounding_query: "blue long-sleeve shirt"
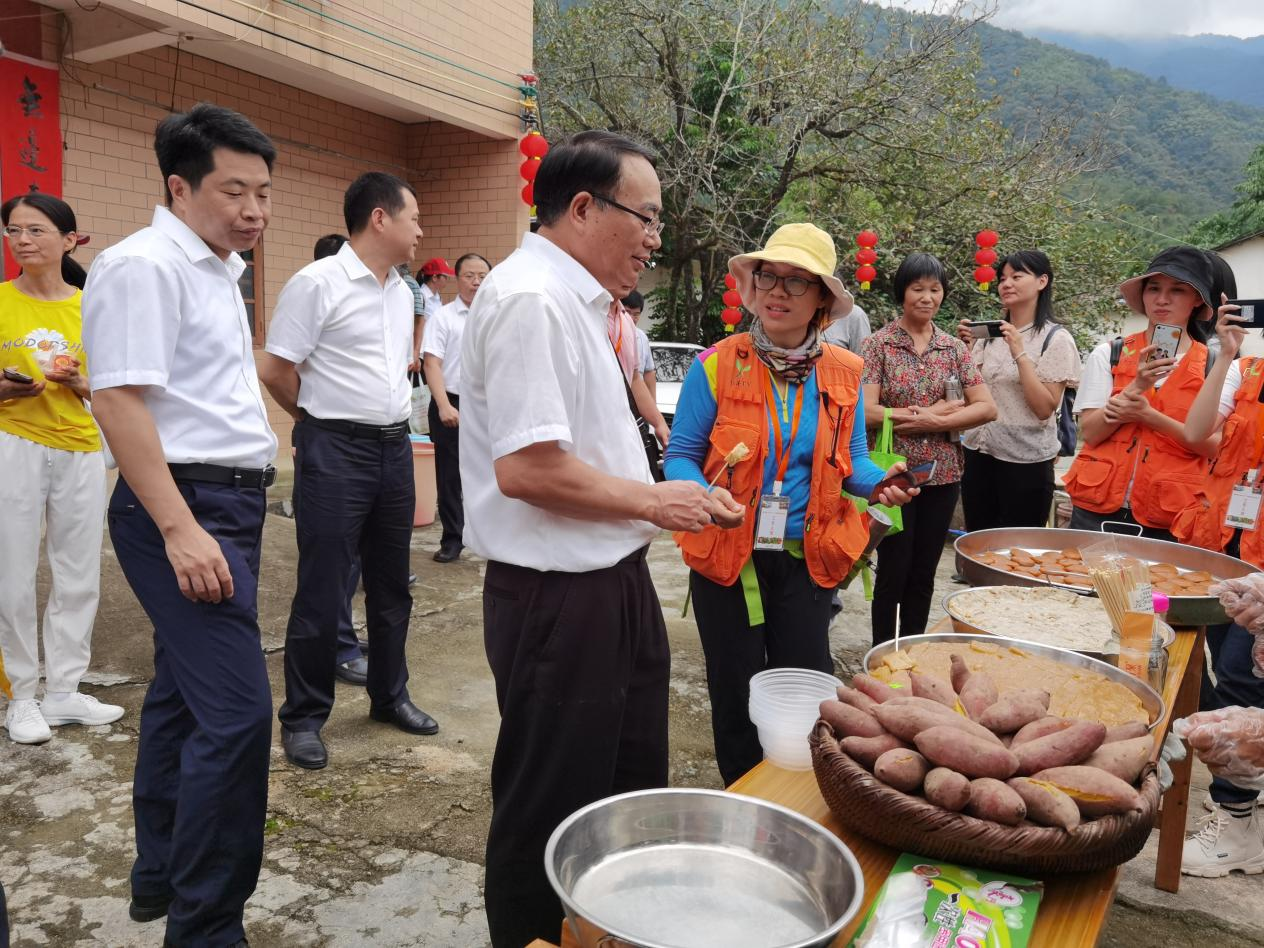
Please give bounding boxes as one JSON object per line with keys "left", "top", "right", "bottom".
{"left": 664, "top": 350, "right": 887, "bottom": 539}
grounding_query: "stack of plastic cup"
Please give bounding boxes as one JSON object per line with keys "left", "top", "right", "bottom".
{"left": 748, "top": 668, "right": 844, "bottom": 770}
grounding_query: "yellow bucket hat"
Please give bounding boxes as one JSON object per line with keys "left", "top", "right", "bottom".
{"left": 728, "top": 223, "right": 854, "bottom": 322}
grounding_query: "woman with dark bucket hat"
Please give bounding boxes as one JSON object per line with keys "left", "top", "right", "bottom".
{"left": 1063, "top": 247, "right": 1221, "bottom": 539}
{"left": 665, "top": 223, "right": 918, "bottom": 785}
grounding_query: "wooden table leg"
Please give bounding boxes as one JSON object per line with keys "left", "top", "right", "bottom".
{"left": 1154, "top": 626, "right": 1206, "bottom": 893}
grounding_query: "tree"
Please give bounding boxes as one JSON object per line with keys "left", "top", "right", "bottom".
{"left": 535, "top": 0, "right": 1132, "bottom": 346}
{"left": 1188, "top": 143, "right": 1264, "bottom": 250}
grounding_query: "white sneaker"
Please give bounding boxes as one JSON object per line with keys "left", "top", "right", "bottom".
{"left": 4, "top": 699, "right": 52, "bottom": 744}
{"left": 39, "top": 692, "right": 124, "bottom": 727}
{"left": 1182, "top": 805, "right": 1264, "bottom": 877}
{"left": 1203, "top": 790, "right": 1264, "bottom": 812}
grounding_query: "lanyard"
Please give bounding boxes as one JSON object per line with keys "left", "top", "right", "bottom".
{"left": 763, "top": 371, "right": 805, "bottom": 495}
{"left": 610, "top": 310, "right": 625, "bottom": 355}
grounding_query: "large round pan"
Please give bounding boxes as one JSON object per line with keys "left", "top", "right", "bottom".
{"left": 954, "top": 527, "right": 1254, "bottom": 626}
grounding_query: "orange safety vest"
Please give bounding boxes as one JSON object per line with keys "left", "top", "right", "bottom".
{"left": 1172, "top": 357, "right": 1264, "bottom": 567}
{"left": 1062, "top": 331, "right": 1210, "bottom": 529}
{"left": 675, "top": 334, "right": 871, "bottom": 588}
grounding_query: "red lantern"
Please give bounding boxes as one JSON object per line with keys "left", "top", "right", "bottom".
{"left": 974, "top": 248, "right": 997, "bottom": 267}
{"left": 519, "top": 132, "right": 549, "bottom": 159}
{"left": 855, "top": 264, "right": 877, "bottom": 290}
{"left": 974, "top": 265, "right": 997, "bottom": 291}
{"left": 721, "top": 306, "right": 742, "bottom": 333}
{"left": 521, "top": 182, "right": 534, "bottom": 206}
{"left": 856, "top": 230, "right": 879, "bottom": 248}
{"left": 722, "top": 289, "right": 742, "bottom": 308}
{"left": 724, "top": 273, "right": 737, "bottom": 290}
{"left": 520, "top": 159, "right": 540, "bottom": 182}
{"left": 855, "top": 248, "right": 878, "bottom": 266}
{"left": 975, "top": 229, "right": 999, "bottom": 249}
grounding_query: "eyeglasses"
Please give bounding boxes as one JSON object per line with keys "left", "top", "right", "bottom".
{"left": 753, "top": 269, "right": 822, "bottom": 297}
{"left": 590, "top": 193, "right": 665, "bottom": 236}
{"left": 3, "top": 225, "right": 61, "bottom": 240}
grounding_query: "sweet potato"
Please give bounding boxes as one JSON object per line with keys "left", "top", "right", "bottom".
{"left": 884, "top": 696, "right": 961, "bottom": 718}
{"left": 966, "top": 777, "right": 1027, "bottom": 826}
{"left": 873, "top": 704, "right": 1002, "bottom": 746}
{"left": 1031, "top": 765, "right": 1144, "bottom": 817}
{"left": 1011, "top": 716, "right": 1075, "bottom": 748}
{"left": 1014, "top": 721, "right": 1106, "bottom": 776}
{"left": 958, "top": 671, "right": 999, "bottom": 721}
{"left": 1083, "top": 736, "right": 1152, "bottom": 784}
{"left": 836, "top": 686, "right": 879, "bottom": 715}
{"left": 949, "top": 653, "right": 971, "bottom": 693}
{"left": 914, "top": 726, "right": 1020, "bottom": 779}
{"left": 874, "top": 748, "right": 930, "bottom": 792}
{"left": 852, "top": 673, "right": 898, "bottom": 705}
{"left": 911, "top": 672, "right": 957, "bottom": 708}
{"left": 842, "top": 733, "right": 910, "bottom": 770}
{"left": 978, "top": 689, "right": 1051, "bottom": 734}
{"left": 1008, "top": 777, "right": 1081, "bottom": 831}
{"left": 819, "top": 699, "right": 885, "bottom": 739}
{"left": 924, "top": 767, "right": 972, "bottom": 812}
{"left": 1103, "top": 721, "right": 1149, "bottom": 744}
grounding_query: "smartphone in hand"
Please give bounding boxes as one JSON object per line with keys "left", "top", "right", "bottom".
{"left": 870, "top": 461, "right": 936, "bottom": 501}
{"left": 965, "top": 320, "right": 1005, "bottom": 339}
{"left": 3, "top": 367, "right": 35, "bottom": 384}
{"left": 1228, "top": 300, "right": 1264, "bottom": 329}
{"left": 1149, "top": 323, "right": 1182, "bottom": 362}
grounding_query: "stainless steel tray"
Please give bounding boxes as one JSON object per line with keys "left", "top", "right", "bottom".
{"left": 954, "top": 527, "right": 1254, "bottom": 626}
{"left": 863, "top": 632, "right": 1165, "bottom": 728}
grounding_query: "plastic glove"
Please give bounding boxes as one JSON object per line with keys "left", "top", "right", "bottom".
{"left": 1157, "top": 730, "right": 1186, "bottom": 792}
{"left": 1172, "top": 706, "right": 1264, "bottom": 791}
{"left": 1209, "top": 574, "right": 1264, "bottom": 634}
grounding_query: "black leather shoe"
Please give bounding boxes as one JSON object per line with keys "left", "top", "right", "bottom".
{"left": 433, "top": 546, "right": 461, "bottom": 563}
{"left": 334, "top": 656, "right": 368, "bottom": 686}
{"left": 281, "top": 728, "right": 328, "bottom": 769}
{"left": 130, "top": 892, "right": 171, "bottom": 922}
{"left": 369, "top": 700, "right": 439, "bottom": 735}
{"left": 165, "top": 941, "right": 247, "bottom": 948}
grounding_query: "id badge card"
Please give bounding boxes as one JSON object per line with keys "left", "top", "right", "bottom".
{"left": 1226, "top": 484, "right": 1263, "bottom": 530}
{"left": 754, "top": 493, "right": 790, "bottom": 550}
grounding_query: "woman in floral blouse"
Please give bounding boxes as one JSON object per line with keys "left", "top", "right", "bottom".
{"left": 861, "top": 252, "right": 996, "bottom": 645}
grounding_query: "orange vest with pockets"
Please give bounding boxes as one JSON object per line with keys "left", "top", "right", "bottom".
{"left": 1062, "top": 332, "right": 1210, "bottom": 529}
{"left": 675, "top": 334, "right": 871, "bottom": 588}
{"left": 1171, "top": 357, "right": 1264, "bottom": 567}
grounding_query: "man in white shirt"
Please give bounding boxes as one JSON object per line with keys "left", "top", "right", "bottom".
{"left": 460, "top": 130, "right": 744, "bottom": 947}
{"left": 260, "top": 172, "right": 438, "bottom": 772}
{"left": 423, "top": 252, "right": 488, "bottom": 562}
{"left": 84, "top": 103, "right": 278, "bottom": 948}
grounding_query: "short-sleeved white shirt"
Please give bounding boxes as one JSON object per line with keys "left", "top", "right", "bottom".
{"left": 265, "top": 243, "right": 413, "bottom": 426}
{"left": 82, "top": 206, "right": 277, "bottom": 468}
{"left": 1218, "top": 360, "right": 1245, "bottom": 418}
{"left": 419, "top": 282, "right": 442, "bottom": 318}
{"left": 459, "top": 232, "right": 657, "bottom": 572}
{"left": 1073, "top": 339, "right": 1185, "bottom": 413}
{"left": 422, "top": 297, "right": 469, "bottom": 395}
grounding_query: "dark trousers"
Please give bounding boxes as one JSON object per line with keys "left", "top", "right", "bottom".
{"left": 109, "top": 476, "right": 271, "bottom": 947}
{"left": 482, "top": 548, "right": 669, "bottom": 948}
{"left": 428, "top": 392, "right": 463, "bottom": 551}
{"left": 337, "top": 560, "right": 363, "bottom": 666}
{"left": 961, "top": 448, "right": 1055, "bottom": 531}
{"left": 1200, "top": 623, "right": 1264, "bottom": 806}
{"left": 872, "top": 481, "right": 961, "bottom": 646}
{"left": 1, "top": 881, "right": 8, "bottom": 948}
{"left": 279, "top": 421, "right": 413, "bottom": 732}
{"left": 1067, "top": 504, "right": 1175, "bottom": 542}
{"left": 690, "top": 551, "right": 835, "bottom": 786}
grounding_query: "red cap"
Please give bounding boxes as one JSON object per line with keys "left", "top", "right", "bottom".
{"left": 421, "top": 257, "right": 456, "bottom": 277}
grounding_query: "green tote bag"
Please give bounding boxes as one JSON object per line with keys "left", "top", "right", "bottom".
{"left": 846, "top": 408, "right": 905, "bottom": 535}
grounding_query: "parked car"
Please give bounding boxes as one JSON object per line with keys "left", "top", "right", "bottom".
{"left": 650, "top": 342, "right": 705, "bottom": 426}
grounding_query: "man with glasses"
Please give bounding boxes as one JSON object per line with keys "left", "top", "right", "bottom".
{"left": 459, "top": 130, "right": 743, "bottom": 947}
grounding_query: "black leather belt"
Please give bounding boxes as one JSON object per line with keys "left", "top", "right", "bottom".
{"left": 169, "top": 463, "right": 276, "bottom": 489}
{"left": 302, "top": 412, "right": 410, "bottom": 441}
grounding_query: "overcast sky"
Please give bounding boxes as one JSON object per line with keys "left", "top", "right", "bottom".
{"left": 883, "top": 0, "right": 1264, "bottom": 38}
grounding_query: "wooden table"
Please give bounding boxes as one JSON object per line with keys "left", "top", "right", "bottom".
{"left": 536, "top": 624, "right": 1204, "bottom": 947}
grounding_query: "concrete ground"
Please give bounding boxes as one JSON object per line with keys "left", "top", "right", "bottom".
{"left": 3, "top": 508, "right": 1263, "bottom": 947}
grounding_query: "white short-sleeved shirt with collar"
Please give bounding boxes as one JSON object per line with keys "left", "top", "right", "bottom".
{"left": 459, "top": 232, "right": 657, "bottom": 572}
{"left": 422, "top": 297, "right": 469, "bottom": 395}
{"left": 265, "top": 242, "right": 413, "bottom": 426}
{"left": 419, "top": 282, "right": 442, "bottom": 318}
{"left": 82, "top": 205, "right": 278, "bottom": 468}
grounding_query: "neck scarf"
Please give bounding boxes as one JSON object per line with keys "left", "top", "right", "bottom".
{"left": 750, "top": 318, "right": 824, "bottom": 384}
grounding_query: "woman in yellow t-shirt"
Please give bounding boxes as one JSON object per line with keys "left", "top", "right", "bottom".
{"left": 1, "top": 193, "right": 122, "bottom": 744}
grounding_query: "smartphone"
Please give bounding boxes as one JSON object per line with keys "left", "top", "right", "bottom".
{"left": 3, "top": 368, "right": 34, "bottom": 384}
{"left": 1227, "top": 299, "right": 1264, "bottom": 329}
{"left": 965, "top": 320, "right": 1005, "bottom": 339}
{"left": 870, "top": 461, "right": 936, "bottom": 500}
{"left": 1149, "top": 323, "right": 1182, "bottom": 362}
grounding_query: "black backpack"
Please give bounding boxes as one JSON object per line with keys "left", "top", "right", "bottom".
{"left": 1042, "top": 326, "right": 1078, "bottom": 456}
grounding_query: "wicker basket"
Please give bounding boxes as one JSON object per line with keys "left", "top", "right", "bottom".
{"left": 810, "top": 723, "right": 1162, "bottom": 875}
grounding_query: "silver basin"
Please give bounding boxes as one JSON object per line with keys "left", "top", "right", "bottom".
{"left": 545, "top": 788, "right": 864, "bottom": 948}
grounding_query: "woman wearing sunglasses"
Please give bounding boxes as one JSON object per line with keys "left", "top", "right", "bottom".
{"left": 664, "top": 223, "right": 917, "bottom": 785}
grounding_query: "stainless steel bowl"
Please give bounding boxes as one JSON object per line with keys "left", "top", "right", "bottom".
{"left": 545, "top": 788, "right": 864, "bottom": 948}
{"left": 953, "top": 527, "right": 1253, "bottom": 625}
{"left": 864, "top": 632, "right": 1165, "bottom": 728}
